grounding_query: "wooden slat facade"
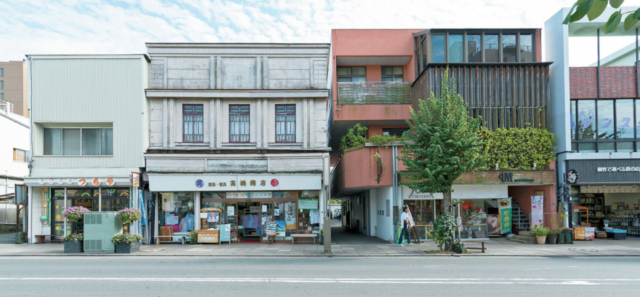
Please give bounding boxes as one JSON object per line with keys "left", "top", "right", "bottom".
{"left": 411, "top": 63, "right": 552, "bottom": 130}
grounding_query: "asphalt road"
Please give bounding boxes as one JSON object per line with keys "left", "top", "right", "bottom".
{"left": 1, "top": 256, "right": 639, "bottom": 296}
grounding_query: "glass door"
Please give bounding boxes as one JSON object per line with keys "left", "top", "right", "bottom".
{"left": 261, "top": 202, "right": 273, "bottom": 242}
{"left": 225, "top": 202, "right": 238, "bottom": 242}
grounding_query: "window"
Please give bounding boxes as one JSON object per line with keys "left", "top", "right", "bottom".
{"left": 276, "top": 105, "right": 296, "bottom": 143}
{"left": 1, "top": 81, "right": 3, "bottom": 89}
{"left": 43, "top": 127, "right": 113, "bottom": 155}
{"left": 382, "top": 128, "right": 409, "bottom": 137}
{"left": 0, "top": 68, "right": 3, "bottom": 77}
{"left": 502, "top": 34, "right": 517, "bottom": 62}
{"left": 13, "top": 149, "right": 27, "bottom": 162}
{"left": 485, "top": 34, "right": 500, "bottom": 62}
{"left": 381, "top": 66, "right": 403, "bottom": 82}
{"left": 467, "top": 34, "right": 482, "bottom": 62}
{"left": 572, "top": 99, "right": 640, "bottom": 152}
{"left": 183, "top": 104, "right": 204, "bottom": 143}
{"left": 432, "top": 35, "right": 446, "bottom": 63}
{"left": 520, "top": 34, "right": 534, "bottom": 62}
{"left": 1, "top": 93, "right": 3, "bottom": 101}
{"left": 448, "top": 34, "right": 464, "bottom": 63}
{"left": 229, "top": 105, "right": 250, "bottom": 143}
{"left": 337, "top": 67, "right": 366, "bottom": 82}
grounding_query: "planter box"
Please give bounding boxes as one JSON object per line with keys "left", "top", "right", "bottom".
{"left": 64, "top": 241, "right": 83, "bottom": 253}
{"left": 115, "top": 241, "right": 140, "bottom": 254}
{"left": 607, "top": 230, "right": 627, "bottom": 240}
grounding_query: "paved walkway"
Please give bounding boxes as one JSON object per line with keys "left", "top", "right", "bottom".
{"left": 2, "top": 237, "right": 640, "bottom": 257}
{"left": 0, "top": 234, "right": 14, "bottom": 244}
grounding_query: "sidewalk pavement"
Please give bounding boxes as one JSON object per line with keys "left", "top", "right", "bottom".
{"left": 1, "top": 237, "right": 640, "bottom": 257}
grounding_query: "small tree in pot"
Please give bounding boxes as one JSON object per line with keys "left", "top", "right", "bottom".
{"left": 532, "top": 225, "right": 549, "bottom": 245}
{"left": 63, "top": 233, "right": 84, "bottom": 253}
{"left": 189, "top": 230, "right": 197, "bottom": 245}
{"left": 112, "top": 234, "right": 143, "bottom": 253}
{"left": 116, "top": 208, "right": 142, "bottom": 234}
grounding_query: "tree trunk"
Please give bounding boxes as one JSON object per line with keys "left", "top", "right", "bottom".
{"left": 443, "top": 188, "right": 453, "bottom": 215}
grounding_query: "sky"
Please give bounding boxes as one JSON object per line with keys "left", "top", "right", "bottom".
{"left": 1, "top": 0, "right": 640, "bottom": 65}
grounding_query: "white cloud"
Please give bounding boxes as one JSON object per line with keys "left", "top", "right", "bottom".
{"left": 0, "top": 0, "right": 638, "bottom": 65}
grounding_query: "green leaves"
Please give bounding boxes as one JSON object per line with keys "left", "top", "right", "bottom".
{"left": 588, "top": 0, "right": 608, "bottom": 20}
{"left": 604, "top": 10, "right": 622, "bottom": 33}
{"left": 570, "top": 0, "right": 595, "bottom": 22}
{"left": 340, "top": 123, "right": 367, "bottom": 152}
{"left": 477, "top": 127, "right": 556, "bottom": 170}
{"left": 624, "top": 13, "right": 640, "bottom": 30}
{"left": 610, "top": 0, "right": 624, "bottom": 8}
{"left": 563, "top": 3, "right": 579, "bottom": 25}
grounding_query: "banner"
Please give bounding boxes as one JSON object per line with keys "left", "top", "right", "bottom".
{"left": 498, "top": 198, "right": 512, "bottom": 234}
{"left": 531, "top": 193, "right": 544, "bottom": 228}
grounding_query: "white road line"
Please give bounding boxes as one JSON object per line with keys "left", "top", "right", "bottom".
{"left": 0, "top": 278, "right": 637, "bottom": 285}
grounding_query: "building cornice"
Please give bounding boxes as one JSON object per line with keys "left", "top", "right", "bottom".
{"left": 145, "top": 89, "right": 329, "bottom": 99}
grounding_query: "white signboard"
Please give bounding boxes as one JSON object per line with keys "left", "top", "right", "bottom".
{"left": 148, "top": 174, "right": 322, "bottom": 192}
{"left": 207, "top": 160, "right": 268, "bottom": 173}
{"left": 531, "top": 195, "right": 544, "bottom": 228}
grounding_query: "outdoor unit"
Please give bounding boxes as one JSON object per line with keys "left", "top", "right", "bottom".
{"left": 83, "top": 212, "right": 123, "bottom": 254}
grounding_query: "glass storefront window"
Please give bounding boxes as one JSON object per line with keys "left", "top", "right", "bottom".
{"left": 617, "top": 99, "right": 634, "bottom": 139}
{"left": 577, "top": 100, "right": 596, "bottom": 140}
{"left": 598, "top": 100, "right": 615, "bottom": 139}
{"left": 101, "top": 188, "right": 129, "bottom": 211}
{"left": 159, "top": 192, "right": 195, "bottom": 243}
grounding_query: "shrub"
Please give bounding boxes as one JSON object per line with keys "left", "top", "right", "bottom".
{"left": 367, "top": 134, "right": 408, "bottom": 147}
{"left": 116, "top": 208, "right": 143, "bottom": 224}
{"left": 111, "top": 234, "right": 144, "bottom": 245}
{"left": 453, "top": 241, "right": 467, "bottom": 254}
{"left": 189, "top": 230, "right": 197, "bottom": 243}
{"left": 477, "top": 127, "right": 556, "bottom": 170}
{"left": 532, "top": 225, "right": 549, "bottom": 237}
{"left": 340, "top": 124, "right": 367, "bottom": 152}
{"left": 63, "top": 233, "right": 84, "bottom": 242}
{"left": 428, "top": 213, "right": 456, "bottom": 252}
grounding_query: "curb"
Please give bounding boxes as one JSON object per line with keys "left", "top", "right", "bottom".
{"left": 2, "top": 253, "right": 640, "bottom": 257}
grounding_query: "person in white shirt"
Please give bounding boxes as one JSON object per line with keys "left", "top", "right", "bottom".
{"left": 399, "top": 206, "right": 413, "bottom": 246}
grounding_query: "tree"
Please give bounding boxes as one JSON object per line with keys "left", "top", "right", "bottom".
{"left": 399, "top": 69, "right": 484, "bottom": 215}
{"left": 564, "top": 0, "right": 640, "bottom": 34}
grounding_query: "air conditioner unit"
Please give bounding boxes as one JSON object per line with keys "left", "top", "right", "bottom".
{"left": 83, "top": 212, "right": 123, "bottom": 254}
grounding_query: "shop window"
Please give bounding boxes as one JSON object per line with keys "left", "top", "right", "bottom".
{"left": 159, "top": 192, "right": 195, "bottom": 243}
{"left": 275, "top": 105, "right": 296, "bottom": 143}
{"left": 100, "top": 188, "right": 129, "bottom": 211}
{"left": 337, "top": 67, "right": 366, "bottom": 82}
{"left": 44, "top": 127, "right": 113, "bottom": 156}
{"left": 572, "top": 99, "right": 640, "bottom": 152}
{"left": 13, "top": 148, "right": 27, "bottom": 162}
{"left": 229, "top": 105, "right": 250, "bottom": 143}
{"left": 467, "top": 34, "right": 482, "bottom": 62}
{"left": 183, "top": 104, "right": 204, "bottom": 143}
{"left": 381, "top": 66, "right": 403, "bottom": 82}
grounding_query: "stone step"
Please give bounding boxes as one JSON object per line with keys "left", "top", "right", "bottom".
{"left": 518, "top": 231, "right": 533, "bottom": 237}
{"left": 509, "top": 238, "right": 535, "bottom": 244}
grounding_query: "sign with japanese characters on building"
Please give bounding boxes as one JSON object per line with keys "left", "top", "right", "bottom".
{"left": 597, "top": 167, "right": 640, "bottom": 172}
{"left": 147, "top": 174, "right": 322, "bottom": 192}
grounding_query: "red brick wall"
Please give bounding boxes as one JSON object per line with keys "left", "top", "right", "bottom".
{"left": 570, "top": 66, "right": 638, "bottom": 99}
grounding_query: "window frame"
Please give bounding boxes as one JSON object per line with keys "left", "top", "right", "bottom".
{"left": 13, "top": 148, "right": 27, "bottom": 162}
{"left": 182, "top": 104, "right": 204, "bottom": 143}
{"left": 381, "top": 66, "right": 404, "bottom": 82}
{"left": 229, "top": 104, "right": 250, "bottom": 143}
{"left": 571, "top": 98, "right": 639, "bottom": 153}
{"left": 336, "top": 66, "right": 366, "bottom": 82}
{"left": 43, "top": 127, "right": 114, "bottom": 156}
{"left": 1, "top": 80, "right": 4, "bottom": 89}
{"left": 275, "top": 104, "right": 296, "bottom": 143}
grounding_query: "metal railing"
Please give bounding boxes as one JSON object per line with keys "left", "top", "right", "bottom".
{"left": 337, "top": 82, "right": 411, "bottom": 105}
{"left": 0, "top": 102, "right": 13, "bottom": 113}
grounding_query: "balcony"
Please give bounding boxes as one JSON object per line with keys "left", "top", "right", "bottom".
{"left": 337, "top": 82, "right": 411, "bottom": 105}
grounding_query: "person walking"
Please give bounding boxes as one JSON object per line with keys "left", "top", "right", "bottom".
{"left": 398, "top": 206, "right": 413, "bottom": 246}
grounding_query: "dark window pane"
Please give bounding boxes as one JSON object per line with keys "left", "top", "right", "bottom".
{"left": 520, "top": 34, "right": 534, "bottom": 62}
{"left": 230, "top": 105, "right": 250, "bottom": 143}
{"left": 422, "top": 36, "right": 427, "bottom": 70}
{"left": 570, "top": 101, "right": 577, "bottom": 140}
{"left": 467, "top": 34, "right": 482, "bottom": 62}
{"left": 44, "top": 128, "right": 62, "bottom": 155}
{"left": 381, "top": 77, "right": 393, "bottom": 82}
{"left": 636, "top": 100, "right": 640, "bottom": 138}
{"left": 337, "top": 77, "right": 351, "bottom": 82}
{"left": 183, "top": 104, "right": 204, "bottom": 143}
{"left": 577, "top": 100, "right": 596, "bottom": 140}
{"left": 597, "top": 100, "right": 614, "bottom": 139}
{"left": 599, "top": 142, "right": 615, "bottom": 152}
{"left": 101, "top": 128, "right": 113, "bottom": 155}
{"left": 382, "top": 128, "right": 409, "bottom": 137}
{"left": 432, "top": 35, "right": 445, "bottom": 62}
{"left": 276, "top": 104, "right": 296, "bottom": 143}
{"left": 352, "top": 77, "right": 366, "bottom": 82}
{"left": 352, "top": 67, "right": 366, "bottom": 75}
{"left": 82, "top": 129, "right": 100, "bottom": 155}
{"left": 62, "top": 129, "right": 81, "bottom": 155}
{"left": 618, "top": 142, "right": 634, "bottom": 152}
{"left": 485, "top": 34, "right": 499, "bottom": 62}
{"left": 336, "top": 67, "right": 350, "bottom": 76}
{"left": 616, "top": 99, "right": 634, "bottom": 138}
{"left": 449, "top": 34, "right": 464, "bottom": 62}
{"left": 571, "top": 142, "right": 578, "bottom": 151}
{"left": 502, "top": 34, "right": 517, "bottom": 62}
{"left": 578, "top": 142, "right": 596, "bottom": 152}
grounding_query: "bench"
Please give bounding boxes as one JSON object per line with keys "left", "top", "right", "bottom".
{"left": 461, "top": 239, "right": 489, "bottom": 253}
{"left": 155, "top": 235, "right": 186, "bottom": 245}
{"left": 291, "top": 234, "right": 318, "bottom": 245}
{"left": 35, "top": 235, "right": 63, "bottom": 244}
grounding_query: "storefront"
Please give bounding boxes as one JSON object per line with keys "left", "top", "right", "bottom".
{"left": 566, "top": 160, "right": 640, "bottom": 237}
{"left": 148, "top": 174, "right": 325, "bottom": 243}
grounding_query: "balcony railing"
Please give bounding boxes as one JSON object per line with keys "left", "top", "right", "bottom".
{"left": 0, "top": 102, "right": 13, "bottom": 114}
{"left": 337, "top": 82, "right": 411, "bottom": 105}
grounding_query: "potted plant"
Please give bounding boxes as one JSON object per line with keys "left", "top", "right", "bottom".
{"left": 115, "top": 208, "right": 142, "bottom": 234}
{"left": 112, "top": 234, "right": 143, "bottom": 253}
{"left": 532, "top": 225, "right": 548, "bottom": 245}
{"left": 557, "top": 227, "right": 565, "bottom": 244}
{"left": 62, "top": 206, "right": 90, "bottom": 233}
{"left": 63, "top": 233, "right": 84, "bottom": 253}
{"left": 547, "top": 229, "right": 558, "bottom": 244}
{"left": 189, "top": 230, "right": 197, "bottom": 245}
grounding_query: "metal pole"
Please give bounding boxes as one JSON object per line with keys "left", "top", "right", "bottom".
{"left": 597, "top": 28, "right": 601, "bottom": 99}
{"left": 392, "top": 146, "right": 398, "bottom": 244}
{"left": 636, "top": 28, "right": 639, "bottom": 98}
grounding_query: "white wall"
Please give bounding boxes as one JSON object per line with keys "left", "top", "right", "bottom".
{"left": 373, "top": 187, "right": 393, "bottom": 242}
{"left": 0, "top": 112, "right": 30, "bottom": 195}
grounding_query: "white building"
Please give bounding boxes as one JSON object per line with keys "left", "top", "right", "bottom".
{"left": 0, "top": 101, "right": 30, "bottom": 199}
{"left": 23, "top": 55, "right": 149, "bottom": 243}
{"left": 144, "top": 43, "right": 332, "bottom": 244}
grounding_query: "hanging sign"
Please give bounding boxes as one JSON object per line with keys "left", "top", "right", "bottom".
{"left": 298, "top": 199, "right": 319, "bottom": 210}
{"left": 498, "top": 198, "right": 512, "bottom": 234}
{"left": 132, "top": 172, "right": 140, "bottom": 187}
{"left": 531, "top": 192, "right": 544, "bottom": 228}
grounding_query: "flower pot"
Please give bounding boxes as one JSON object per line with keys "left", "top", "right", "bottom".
{"left": 115, "top": 241, "right": 140, "bottom": 254}
{"left": 564, "top": 231, "right": 573, "bottom": 244}
{"left": 547, "top": 235, "right": 557, "bottom": 244}
{"left": 64, "top": 241, "right": 83, "bottom": 253}
{"left": 536, "top": 236, "right": 546, "bottom": 245}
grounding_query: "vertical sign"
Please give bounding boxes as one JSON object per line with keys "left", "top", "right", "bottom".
{"left": 498, "top": 198, "right": 512, "bottom": 234}
{"left": 131, "top": 172, "right": 140, "bottom": 187}
{"left": 531, "top": 191, "right": 544, "bottom": 228}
